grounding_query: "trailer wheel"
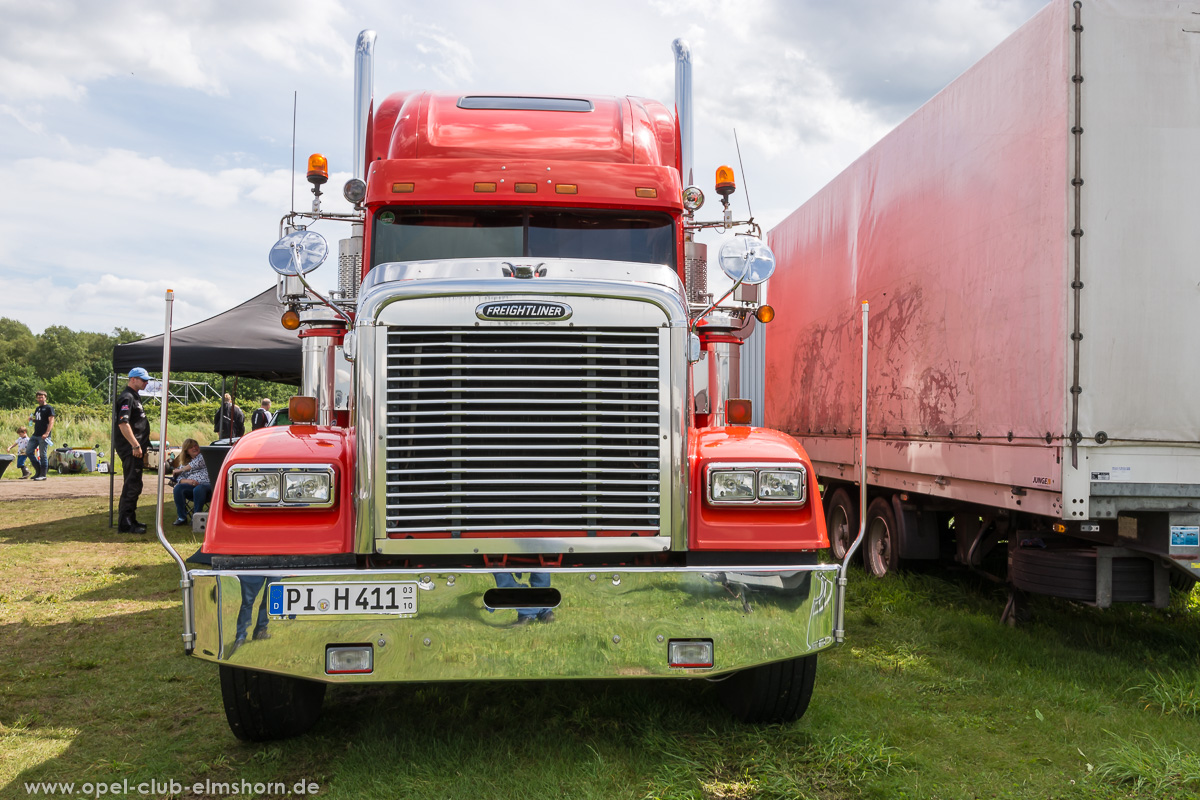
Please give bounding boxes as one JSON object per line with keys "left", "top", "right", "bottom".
{"left": 824, "top": 488, "right": 858, "bottom": 562}
{"left": 718, "top": 654, "right": 818, "bottom": 724}
{"left": 864, "top": 497, "right": 899, "bottom": 578}
{"left": 219, "top": 665, "right": 326, "bottom": 741}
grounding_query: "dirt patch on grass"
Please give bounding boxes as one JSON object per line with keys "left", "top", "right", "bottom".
{"left": 0, "top": 473, "right": 172, "bottom": 501}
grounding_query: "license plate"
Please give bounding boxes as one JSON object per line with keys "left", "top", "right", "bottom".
{"left": 268, "top": 582, "right": 417, "bottom": 616}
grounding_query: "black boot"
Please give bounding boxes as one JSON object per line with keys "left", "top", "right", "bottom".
{"left": 119, "top": 515, "right": 147, "bottom": 534}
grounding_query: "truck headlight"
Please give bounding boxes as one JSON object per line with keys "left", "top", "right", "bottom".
{"left": 227, "top": 464, "right": 336, "bottom": 508}
{"left": 758, "top": 470, "right": 804, "bottom": 501}
{"left": 233, "top": 473, "right": 280, "bottom": 503}
{"left": 285, "top": 472, "right": 331, "bottom": 503}
{"left": 706, "top": 463, "right": 807, "bottom": 506}
{"left": 708, "top": 470, "right": 756, "bottom": 502}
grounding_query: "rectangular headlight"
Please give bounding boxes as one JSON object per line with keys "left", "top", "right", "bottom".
{"left": 284, "top": 472, "right": 331, "bottom": 503}
{"left": 232, "top": 472, "right": 280, "bottom": 503}
{"left": 227, "top": 464, "right": 336, "bottom": 508}
{"left": 709, "top": 469, "right": 756, "bottom": 502}
{"left": 758, "top": 470, "right": 804, "bottom": 501}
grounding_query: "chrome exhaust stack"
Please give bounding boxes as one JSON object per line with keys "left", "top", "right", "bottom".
{"left": 353, "top": 30, "right": 377, "bottom": 183}
{"left": 672, "top": 38, "right": 693, "bottom": 189}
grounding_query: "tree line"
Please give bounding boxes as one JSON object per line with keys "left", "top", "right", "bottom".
{"left": 0, "top": 318, "right": 295, "bottom": 410}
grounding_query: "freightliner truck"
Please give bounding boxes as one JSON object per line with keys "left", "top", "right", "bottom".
{"left": 151, "top": 33, "right": 861, "bottom": 741}
{"left": 764, "top": 0, "right": 1200, "bottom": 617}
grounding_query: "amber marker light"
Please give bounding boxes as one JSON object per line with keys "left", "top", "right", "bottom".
{"left": 391, "top": 182, "right": 415, "bottom": 193}
{"left": 755, "top": 304, "right": 775, "bottom": 323}
{"left": 635, "top": 187, "right": 657, "bottom": 198}
{"left": 555, "top": 184, "right": 578, "bottom": 194}
{"left": 474, "top": 182, "right": 497, "bottom": 192}
{"left": 306, "top": 154, "right": 329, "bottom": 185}
{"left": 715, "top": 165, "right": 736, "bottom": 197}
{"left": 514, "top": 183, "right": 538, "bottom": 193}
{"left": 281, "top": 310, "right": 301, "bottom": 330}
{"left": 726, "top": 399, "right": 753, "bottom": 425}
{"left": 289, "top": 396, "right": 318, "bottom": 424}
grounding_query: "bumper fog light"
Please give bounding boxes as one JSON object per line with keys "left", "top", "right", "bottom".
{"left": 326, "top": 645, "right": 373, "bottom": 674}
{"left": 668, "top": 639, "right": 713, "bottom": 669}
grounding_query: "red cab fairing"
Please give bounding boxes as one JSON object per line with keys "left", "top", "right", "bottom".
{"left": 203, "top": 426, "right": 356, "bottom": 556}
{"left": 688, "top": 427, "right": 828, "bottom": 551}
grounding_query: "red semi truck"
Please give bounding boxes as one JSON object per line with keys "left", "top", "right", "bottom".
{"left": 153, "top": 33, "right": 857, "bottom": 741}
{"left": 764, "top": 0, "right": 1200, "bottom": 616}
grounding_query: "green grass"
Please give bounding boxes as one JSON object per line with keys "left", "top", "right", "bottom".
{"left": 1, "top": 498, "right": 1198, "bottom": 799}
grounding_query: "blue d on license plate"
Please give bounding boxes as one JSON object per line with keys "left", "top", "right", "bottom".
{"left": 268, "top": 582, "right": 417, "bottom": 616}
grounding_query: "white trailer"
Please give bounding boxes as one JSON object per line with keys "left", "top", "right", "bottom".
{"left": 764, "top": 0, "right": 1200, "bottom": 611}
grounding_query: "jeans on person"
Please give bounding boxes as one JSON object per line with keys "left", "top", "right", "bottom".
{"left": 235, "top": 576, "right": 272, "bottom": 640}
{"left": 28, "top": 435, "right": 50, "bottom": 474}
{"left": 493, "top": 571, "right": 553, "bottom": 622}
{"left": 172, "top": 481, "right": 210, "bottom": 520}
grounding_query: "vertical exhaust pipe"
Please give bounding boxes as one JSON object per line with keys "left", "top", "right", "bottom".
{"left": 353, "top": 30, "right": 377, "bottom": 183}
{"left": 672, "top": 38, "right": 693, "bottom": 188}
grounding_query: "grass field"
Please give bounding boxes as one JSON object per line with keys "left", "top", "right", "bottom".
{"left": 1, "top": 497, "right": 1197, "bottom": 799}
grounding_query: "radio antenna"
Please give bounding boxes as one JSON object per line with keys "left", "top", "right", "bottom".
{"left": 733, "top": 128, "right": 754, "bottom": 221}
{"left": 290, "top": 91, "right": 297, "bottom": 214}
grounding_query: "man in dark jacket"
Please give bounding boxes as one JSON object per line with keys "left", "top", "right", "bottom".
{"left": 213, "top": 393, "right": 245, "bottom": 439}
{"left": 113, "top": 368, "right": 152, "bottom": 533}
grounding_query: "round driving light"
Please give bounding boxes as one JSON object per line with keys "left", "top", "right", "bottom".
{"left": 281, "top": 310, "right": 301, "bottom": 330}
{"left": 682, "top": 185, "right": 705, "bottom": 211}
{"left": 343, "top": 178, "right": 366, "bottom": 204}
{"left": 756, "top": 304, "right": 775, "bottom": 323}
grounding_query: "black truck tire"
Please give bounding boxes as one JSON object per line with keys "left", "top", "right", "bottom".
{"left": 824, "top": 487, "right": 858, "bottom": 562}
{"left": 718, "top": 654, "right": 818, "bottom": 723}
{"left": 219, "top": 665, "right": 326, "bottom": 741}
{"left": 864, "top": 497, "right": 899, "bottom": 578}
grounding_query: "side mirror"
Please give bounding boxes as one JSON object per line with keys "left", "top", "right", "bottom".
{"left": 269, "top": 230, "right": 329, "bottom": 276}
{"left": 718, "top": 236, "right": 775, "bottom": 286}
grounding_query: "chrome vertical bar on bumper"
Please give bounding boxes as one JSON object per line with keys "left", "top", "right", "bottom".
{"left": 188, "top": 564, "right": 838, "bottom": 682}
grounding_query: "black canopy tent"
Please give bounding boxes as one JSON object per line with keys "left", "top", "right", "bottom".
{"left": 112, "top": 287, "right": 302, "bottom": 383}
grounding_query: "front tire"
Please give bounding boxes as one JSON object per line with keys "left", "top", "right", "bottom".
{"left": 718, "top": 654, "right": 818, "bottom": 723}
{"left": 219, "top": 665, "right": 326, "bottom": 741}
{"left": 824, "top": 487, "right": 858, "bottom": 561}
{"left": 865, "top": 497, "right": 899, "bottom": 578}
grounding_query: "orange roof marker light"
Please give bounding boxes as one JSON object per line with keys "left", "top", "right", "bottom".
{"left": 715, "top": 165, "right": 736, "bottom": 198}
{"left": 307, "top": 154, "right": 329, "bottom": 186}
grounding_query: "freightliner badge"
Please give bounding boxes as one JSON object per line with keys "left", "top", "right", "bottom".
{"left": 476, "top": 301, "right": 572, "bottom": 321}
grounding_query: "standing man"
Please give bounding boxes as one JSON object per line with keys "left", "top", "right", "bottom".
{"left": 114, "top": 367, "right": 152, "bottom": 534}
{"left": 251, "top": 398, "right": 272, "bottom": 431}
{"left": 29, "top": 390, "right": 56, "bottom": 481}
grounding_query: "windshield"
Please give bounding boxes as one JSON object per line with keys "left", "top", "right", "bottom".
{"left": 371, "top": 208, "right": 675, "bottom": 267}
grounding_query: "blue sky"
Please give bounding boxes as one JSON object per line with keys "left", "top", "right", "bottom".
{"left": 0, "top": 0, "right": 1045, "bottom": 337}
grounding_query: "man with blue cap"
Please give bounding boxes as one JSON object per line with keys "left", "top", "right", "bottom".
{"left": 113, "top": 367, "right": 152, "bottom": 533}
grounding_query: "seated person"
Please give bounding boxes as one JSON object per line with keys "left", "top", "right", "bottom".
{"left": 171, "top": 438, "right": 210, "bottom": 526}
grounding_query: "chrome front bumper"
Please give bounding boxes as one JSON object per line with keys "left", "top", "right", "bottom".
{"left": 188, "top": 565, "right": 838, "bottom": 682}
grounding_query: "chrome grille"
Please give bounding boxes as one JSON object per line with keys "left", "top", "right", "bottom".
{"left": 384, "top": 327, "right": 662, "bottom": 535}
